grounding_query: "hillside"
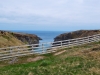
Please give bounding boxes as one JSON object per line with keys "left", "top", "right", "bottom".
{"left": 54, "top": 30, "right": 100, "bottom": 41}
{"left": 0, "top": 41, "right": 100, "bottom": 75}
{"left": 0, "top": 30, "right": 41, "bottom": 48}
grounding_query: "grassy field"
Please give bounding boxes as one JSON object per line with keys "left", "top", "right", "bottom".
{"left": 0, "top": 42, "right": 100, "bottom": 75}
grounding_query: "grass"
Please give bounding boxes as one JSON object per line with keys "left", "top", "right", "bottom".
{"left": 0, "top": 42, "right": 100, "bottom": 75}
{"left": 0, "top": 32, "right": 25, "bottom": 48}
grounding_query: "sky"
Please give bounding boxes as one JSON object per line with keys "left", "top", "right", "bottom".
{"left": 0, "top": 0, "right": 100, "bottom": 31}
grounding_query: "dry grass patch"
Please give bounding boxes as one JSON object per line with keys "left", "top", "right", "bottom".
{"left": 54, "top": 50, "right": 66, "bottom": 56}
{"left": 27, "top": 56, "right": 44, "bottom": 62}
{"left": 89, "top": 67, "right": 100, "bottom": 74}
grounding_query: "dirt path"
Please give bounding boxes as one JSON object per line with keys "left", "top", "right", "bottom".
{"left": 27, "top": 50, "right": 66, "bottom": 62}
{"left": 54, "top": 50, "right": 66, "bottom": 56}
{"left": 27, "top": 56, "right": 44, "bottom": 62}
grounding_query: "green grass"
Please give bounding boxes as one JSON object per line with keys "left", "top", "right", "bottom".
{"left": 0, "top": 41, "right": 100, "bottom": 75}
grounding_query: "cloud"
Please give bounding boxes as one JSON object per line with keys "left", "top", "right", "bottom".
{"left": 0, "top": 0, "right": 100, "bottom": 25}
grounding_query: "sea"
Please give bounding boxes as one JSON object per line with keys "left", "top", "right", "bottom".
{"left": 12, "top": 31, "right": 67, "bottom": 43}
{"left": 12, "top": 30, "right": 68, "bottom": 53}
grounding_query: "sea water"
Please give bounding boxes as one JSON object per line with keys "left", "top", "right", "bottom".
{"left": 13, "top": 31, "right": 67, "bottom": 43}
{"left": 12, "top": 31, "right": 67, "bottom": 53}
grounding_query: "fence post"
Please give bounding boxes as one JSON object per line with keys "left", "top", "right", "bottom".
{"left": 17, "top": 47, "right": 20, "bottom": 55}
{"left": 97, "top": 35, "right": 99, "bottom": 41}
{"left": 98, "top": 35, "right": 100, "bottom": 41}
{"left": 81, "top": 38, "right": 84, "bottom": 45}
{"left": 10, "top": 47, "right": 12, "bottom": 56}
{"left": 32, "top": 45, "right": 34, "bottom": 51}
{"left": 95, "top": 35, "right": 97, "bottom": 42}
{"left": 92, "top": 36, "right": 95, "bottom": 42}
{"left": 42, "top": 44, "right": 44, "bottom": 53}
{"left": 74, "top": 39, "right": 77, "bottom": 46}
{"left": 82, "top": 38, "right": 85, "bottom": 44}
{"left": 61, "top": 41, "right": 62, "bottom": 48}
{"left": 68, "top": 40, "right": 70, "bottom": 47}
{"left": 9, "top": 47, "right": 18, "bottom": 64}
{"left": 88, "top": 37, "right": 90, "bottom": 43}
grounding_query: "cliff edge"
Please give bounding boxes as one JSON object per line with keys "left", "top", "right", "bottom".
{"left": 54, "top": 30, "right": 100, "bottom": 41}
{"left": 0, "top": 30, "right": 42, "bottom": 48}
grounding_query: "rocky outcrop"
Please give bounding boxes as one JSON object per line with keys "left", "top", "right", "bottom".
{"left": 0, "top": 30, "right": 42, "bottom": 48}
{"left": 54, "top": 30, "right": 100, "bottom": 41}
{"left": 12, "top": 32, "right": 42, "bottom": 44}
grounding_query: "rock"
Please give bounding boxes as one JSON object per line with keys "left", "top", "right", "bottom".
{"left": 54, "top": 30, "right": 100, "bottom": 42}
{"left": 0, "top": 30, "right": 42, "bottom": 47}
{"left": 12, "top": 32, "right": 42, "bottom": 44}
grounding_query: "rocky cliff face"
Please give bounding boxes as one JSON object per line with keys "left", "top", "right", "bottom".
{"left": 12, "top": 32, "right": 42, "bottom": 44}
{"left": 54, "top": 30, "right": 100, "bottom": 41}
{"left": 0, "top": 30, "right": 42, "bottom": 48}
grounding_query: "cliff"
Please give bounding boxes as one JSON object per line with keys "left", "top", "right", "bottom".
{"left": 12, "top": 32, "right": 42, "bottom": 44}
{"left": 0, "top": 30, "right": 42, "bottom": 48}
{"left": 54, "top": 30, "right": 100, "bottom": 41}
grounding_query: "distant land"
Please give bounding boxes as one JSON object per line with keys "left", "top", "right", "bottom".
{"left": 0, "top": 30, "right": 100, "bottom": 48}
{"left": 0, "top": 30, "right": 41, "bottom": 48}
{"left": 54, "top": 30, "right": 100, "bottom": 41}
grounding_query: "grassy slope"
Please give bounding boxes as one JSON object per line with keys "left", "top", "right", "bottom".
{"left": 0, "top": 32, "right": 24, "bottom": 48}
{"left": 0, "top": 42, "right": 100, "bottom": 75}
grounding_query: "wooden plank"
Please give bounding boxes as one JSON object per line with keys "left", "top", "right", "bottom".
{"left": 0, "top": 33, "right": 100, "bottom": 61}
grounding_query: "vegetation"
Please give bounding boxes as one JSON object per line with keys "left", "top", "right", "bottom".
{"left": 0, "top": 30, "right": 41, "bottom": 48}
{"left": 54, "top": 30, "right": 100, "bottom": 41}
{"left": 0, "top": 32, "right": 24, "bottom": 48}
{"left": 0, "top": 42, "right": 100, "bottom": 75}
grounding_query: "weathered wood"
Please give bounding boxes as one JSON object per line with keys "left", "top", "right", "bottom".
{"left": 0, "top": 34, "right": 100, "bottom": 61}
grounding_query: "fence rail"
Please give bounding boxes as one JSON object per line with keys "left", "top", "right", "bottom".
{"left": 0, "top": 34, "right": 100, "bottom": 61}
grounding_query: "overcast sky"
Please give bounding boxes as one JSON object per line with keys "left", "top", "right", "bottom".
{"left": 0, "top": 0, "right": 100, "bottom": 31}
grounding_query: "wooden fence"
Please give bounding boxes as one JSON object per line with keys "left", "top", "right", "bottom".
{"left": 0, "top": 34, "right": 100, "bottom": 61}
